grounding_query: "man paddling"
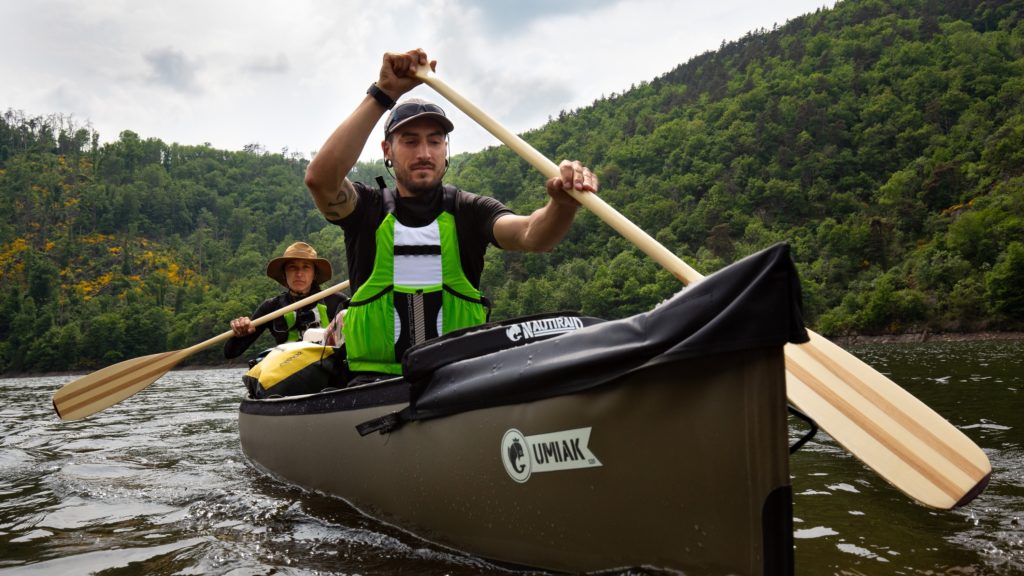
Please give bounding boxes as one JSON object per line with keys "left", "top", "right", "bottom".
{"left": 305, "top": 48, "right": 598, "bottom": 377}
{"left": 224, "top": 242, "right": 348, "bottom": 358}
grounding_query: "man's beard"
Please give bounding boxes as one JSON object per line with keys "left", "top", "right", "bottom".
{"left": 402, "top": 178, "right": 442, "bottom": 195}
{"left": 396, "top": 163, "right": 444, "bottom": 195}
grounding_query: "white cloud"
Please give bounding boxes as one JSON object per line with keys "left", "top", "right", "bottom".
{"left": 1, "top": 0, "right": 827, "bottom": 160}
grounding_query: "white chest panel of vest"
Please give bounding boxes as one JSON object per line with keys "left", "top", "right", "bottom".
{"left": 393, "top": 219, "right": 444, "bottom": 342}
{"left": 393, "top": 220, "right": 443, "bottom": 287}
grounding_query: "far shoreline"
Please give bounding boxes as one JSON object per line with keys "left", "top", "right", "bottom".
{"left": 833, "top": 331, "right": 1024, "bottom": 347}
{"left": 4, "top": 331, "right": 1023, "bottom": 380}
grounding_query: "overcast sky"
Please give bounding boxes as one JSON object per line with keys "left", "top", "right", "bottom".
{"left": 2, "top": 0, "right": 829, "bottom": 162}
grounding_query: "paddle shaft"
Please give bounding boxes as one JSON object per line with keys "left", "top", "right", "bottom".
{"left": 52, "top": 280, "right": 350, "bottom": 420}
{"left": 414, "top": 66, "right": 990, "bottom": 509}
{"left": 415, "top": 69, "right": 702, "bottom": 285}
{"left": 186, "top": 280, "right": 351, "bottom": 353}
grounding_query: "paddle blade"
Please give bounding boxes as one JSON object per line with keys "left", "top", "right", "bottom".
{"left": 52, "top": 350, "right": 183, "bottom": 421}
{"left": 785, "top": 332, "right": 991, "bottom": 509}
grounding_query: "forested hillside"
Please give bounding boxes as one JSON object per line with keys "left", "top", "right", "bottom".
{"left": 451, "top": 0, "right": 1023, "bottom": 331}
{"left": 2, "top": 0, "right": 1022, "bottom": 374}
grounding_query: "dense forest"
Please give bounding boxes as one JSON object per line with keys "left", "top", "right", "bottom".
{"left": 2, "top": 0, "right": 1022, "bottom": 374}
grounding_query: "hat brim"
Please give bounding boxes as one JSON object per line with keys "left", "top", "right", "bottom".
{"left": 266, "top": 256, "right": 333, "bottom": 287}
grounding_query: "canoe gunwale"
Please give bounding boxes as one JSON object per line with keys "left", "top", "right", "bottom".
{"left": 239, "top": 376, "right": 407, "bottom": 417}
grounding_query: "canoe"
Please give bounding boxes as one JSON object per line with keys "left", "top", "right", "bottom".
{"left": 239, "top": 243, "right": 809, "bottom": 575}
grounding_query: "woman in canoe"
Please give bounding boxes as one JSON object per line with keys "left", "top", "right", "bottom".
{"left": 224, "top": 241, "right": 348, "bottom": 359}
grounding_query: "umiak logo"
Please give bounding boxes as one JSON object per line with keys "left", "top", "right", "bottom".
{"left": 501, "top": 427, "right": 602, "bottom": 483}
{"left": 504, "top": 316, "right": 586, "bottom": 343}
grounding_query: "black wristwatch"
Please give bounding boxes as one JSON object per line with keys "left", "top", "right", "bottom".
{"left": 366, "top": 83, "right": 396, "bottom": 110}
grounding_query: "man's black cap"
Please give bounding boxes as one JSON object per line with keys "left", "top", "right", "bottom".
{"left": 385, "top": 98, "right": 455, "bottom": 137}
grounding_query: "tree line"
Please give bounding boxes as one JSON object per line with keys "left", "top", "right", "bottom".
{"left": 2, "top": 0, "right": 1022, "bottom": 374}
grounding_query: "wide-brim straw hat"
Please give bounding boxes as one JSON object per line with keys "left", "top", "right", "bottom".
{"left": 266, "top": 242, "right": 333, "bottom": 287}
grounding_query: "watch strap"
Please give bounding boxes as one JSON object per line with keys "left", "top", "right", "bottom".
{"left": 366, "top": 83, "right": 396, "bottom": 110}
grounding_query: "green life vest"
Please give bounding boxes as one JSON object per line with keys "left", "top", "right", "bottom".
{"left": 344, "top": 186, "right": 488, "bottom": 375}
{"left": 283, "top": 302, "right": 330, "bottom": 342}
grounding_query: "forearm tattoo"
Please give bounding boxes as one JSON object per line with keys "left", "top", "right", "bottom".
{"left": 325, "top": 181, "right": 355, "bottom": 219}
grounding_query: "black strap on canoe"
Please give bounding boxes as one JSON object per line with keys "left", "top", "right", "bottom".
{"left": 356, "top": 408, "right": 412, "bottom": 436}
{"left": 788, "top": 404, "right": 818, "bottom": 454}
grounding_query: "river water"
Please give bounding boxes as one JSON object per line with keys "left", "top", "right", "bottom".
{"left": 1, "top": 340, "right": 1021, "bottom": 575}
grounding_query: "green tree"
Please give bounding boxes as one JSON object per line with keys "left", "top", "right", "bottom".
{"left": 985, "top": 241, "right": 1024, "bottom": 322}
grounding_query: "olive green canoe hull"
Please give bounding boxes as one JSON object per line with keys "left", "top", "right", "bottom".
{"left": 239, "top": 347, "right": 792, "bottom": 575}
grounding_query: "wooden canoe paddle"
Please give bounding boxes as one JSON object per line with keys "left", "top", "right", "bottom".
{"left": 52, "top": 280, "right": 350, "bottom": 421}
{"left": 414, "top": 66, "right": 991, "bottom": 510}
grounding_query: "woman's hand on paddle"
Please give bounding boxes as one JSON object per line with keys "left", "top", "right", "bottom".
{"left": 546, "top": 160, "right": 599, "bottom": 207}
{"left": 378, "top": 49, "right": 436, "bottom": 100}
{"left": 230, "top": 317, "right": 255, "bottom": 337}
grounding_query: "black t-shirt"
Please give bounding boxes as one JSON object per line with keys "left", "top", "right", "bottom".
{"left": 223, "top": 290, "right": 348, "bottom": 359}
{"left": 331, "top": 182, "right": 513, "bottom": 295}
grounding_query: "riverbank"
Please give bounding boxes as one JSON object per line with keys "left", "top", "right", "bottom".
{"left": 0, "top": 359, "right": 247, "bottom": 380}
{"left": 4, "top": 332, "right": 1023, "bottom": 379}
{"left": 833, "top": 331, "right": 1024, "bottom": 347}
